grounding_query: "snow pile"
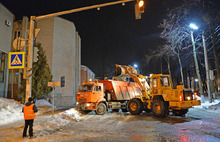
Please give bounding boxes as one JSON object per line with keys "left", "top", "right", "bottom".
{"left": 35, "top": 99, "right": 55, "bottom": 114}
{"left": 197, "top": 96, "right": 201, "bottom": 100}
{"left": 0, "top": 97, "right": 23, "bottom": 126}
{"left": 35, "top": 99, "right": 53, "bottom": 107}
{"left": 37, "top": 108, "right": 80, "bottom": 128}
{"left": 207, "top": 102, "right": 220, "bottom": 110}
{"left": 35, "top": 108, "right": 81, "bottom": 136}
{"left": 194, "top": 98, "right": 220, "bottom": 110}
{"left": 49, "top": 108, "right": 81, "bottom": 126}
{"left": 0, "top": 98, "right": 56, "bottom": 126}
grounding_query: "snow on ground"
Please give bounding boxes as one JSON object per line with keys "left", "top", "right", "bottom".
{"left": 0, "top": 97, "right": 81, "bottom": 135}
{"left": 35, "top": 99, "right": 55, "bottom": 114}
{"left": 0, "top": 98, "right": 64, "bottom": 126}
{"left": 45, "top": 108, "right": 81, "bottom": 127}
{"left": 34, "top": 108, "right": 81, "bottom": 136}
{"left": 0, "top": 97, "right": 23, "bottom": 126}
{"left": 194, "top": 96, "right": 220, "bottom": 110}
{"left": 35, "top": 99, "right": 54, "bottom": 107}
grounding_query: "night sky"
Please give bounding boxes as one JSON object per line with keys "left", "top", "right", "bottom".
{"left": 1, "top": 0, "right": 181, "bottom": 77}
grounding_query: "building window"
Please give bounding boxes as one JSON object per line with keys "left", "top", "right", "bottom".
{"left": 0, "top": 51, "right": 6, "bottom": 83}
{"left": 14, "top": 30, "right": 21, "bottom": 40}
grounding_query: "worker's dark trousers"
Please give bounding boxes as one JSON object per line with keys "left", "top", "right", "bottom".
{"left": 23, "top": 119, "right": 34, "bottom": 137}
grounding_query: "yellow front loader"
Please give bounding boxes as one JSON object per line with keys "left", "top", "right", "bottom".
{"left": 116, "top": 64, "right": 201, "bottom": 117}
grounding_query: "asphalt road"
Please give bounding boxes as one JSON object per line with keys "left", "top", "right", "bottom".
{"left": 0, "top": 107, "right": 219, "bottom": 142}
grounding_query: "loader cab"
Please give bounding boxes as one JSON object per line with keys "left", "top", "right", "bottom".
{"left": 150, "top": 74, "right": 172, "bottom": 95}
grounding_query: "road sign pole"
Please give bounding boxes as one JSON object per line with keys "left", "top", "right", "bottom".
{"left": 25, "top": 16, "right": 35, "bottom": 102}
{"left": 53, "top": 87, "right": 55, "bottom": 115}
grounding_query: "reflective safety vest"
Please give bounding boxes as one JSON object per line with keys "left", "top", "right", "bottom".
{"left": 23, "top": 104, "right": 36, "bottom": 120}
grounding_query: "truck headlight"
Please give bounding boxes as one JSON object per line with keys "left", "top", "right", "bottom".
{"left": 86, "top": 103, "right": 90, "bottom": 107}
{"left": 76, "top": 102, "right": 79, "bottom": 105}
{"left": 187, "top": 96, "right": 191, "bottom": 101}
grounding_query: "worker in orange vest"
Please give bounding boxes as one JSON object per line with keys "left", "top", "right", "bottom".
{"left": 22, "top": 97, "right": 38, "bottom": 139}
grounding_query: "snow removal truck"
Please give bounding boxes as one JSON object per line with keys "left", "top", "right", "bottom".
{"left": 76, "top": 79, "right": 142, "bottom": 115}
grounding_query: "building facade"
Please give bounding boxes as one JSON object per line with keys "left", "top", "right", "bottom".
{"left": 11, "top": 17, "right": 81, "bottom": 108}
{"left": 0, "top": 3, "right": 14, "bottom": 98}
{"left": 81, "top": 65, "right": 95, "bottom": 84}
{"left": 36, "top": 17, "right": 81, "bottom": 108}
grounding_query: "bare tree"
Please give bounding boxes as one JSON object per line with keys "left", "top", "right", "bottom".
{"left": 158, "top": 0, "right": 218, "bottom": 102}
{"left": 145, "top": 45, "right": 175, "bottom": 88}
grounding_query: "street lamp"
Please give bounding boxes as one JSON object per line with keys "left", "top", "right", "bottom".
{"left": 189, "top": 23, "right": 204, "bottom": 103}
{"left": 134, "top": 64, "right": 138, "bottom": 68}
{"left": 189, "top": 23, "right": 212, "bottom": 103}
{"left": 189, "top": 23, "right": 198, "bottom": 30}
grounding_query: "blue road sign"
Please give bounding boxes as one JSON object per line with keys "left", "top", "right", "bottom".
{"left": 8, "top": 52, "right": 25, "bottom": 69}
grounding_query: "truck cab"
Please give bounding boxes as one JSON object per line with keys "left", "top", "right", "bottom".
{"left": 76, "top": 82, "right": 107, "bottom": 114}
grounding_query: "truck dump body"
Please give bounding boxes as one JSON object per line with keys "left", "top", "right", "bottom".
{"left": 99, "top": 80, "right": 141, "bottom": 101}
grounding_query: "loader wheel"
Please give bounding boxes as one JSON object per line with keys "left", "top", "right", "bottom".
{"left": 151, "top": 98, "right": 169, "bottom": 118}
{"left": 172, "top": 109, "right": 188, "bottom": 116}
{"left": 128, "top": 98, "right": 143, "bottom": 115}
{"left": 96, "top": 103, "right": 106, "bottom": 115}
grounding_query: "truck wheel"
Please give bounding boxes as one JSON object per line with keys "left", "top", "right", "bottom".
{"left": 172, "top": 109, "right": 188, "bottom": 116}
{"left": 128, "top": 98, "right": 143, "bottom": 115}
{"left": 151, "top": 98, "right": 169, "bottom": 118}
{"left": 95, "top": 103, "right": 106, "bottom": 115}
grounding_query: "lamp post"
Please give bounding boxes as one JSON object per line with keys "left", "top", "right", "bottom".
{"left": 189, "top": 23, "right": 212, "bottom": 103}
{"left": 189, "top": 23, "right": 204, "bottom": 103}
{"left": 201, "top": 31, "right": 212, "bottom": 103}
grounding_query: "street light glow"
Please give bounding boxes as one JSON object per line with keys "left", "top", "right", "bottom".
{"left": 134, "top": 64, "right": 138, "bottom": 68}
{"left": 138, "top": 0, "right": 144, "bottom": 7}
{"left": 189, "top": 23, "right": 198, "bottom": 30}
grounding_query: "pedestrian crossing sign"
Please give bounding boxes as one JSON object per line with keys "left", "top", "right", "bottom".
{"left": 8, "top": 52, "right": 25, "bottom": 69}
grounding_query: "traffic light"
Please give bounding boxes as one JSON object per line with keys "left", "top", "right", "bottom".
{"left": 61, "top": 76, "right": 65, "bottom": 87}
{"left": 135, "top": 0, "right": 145, "bottom": 19}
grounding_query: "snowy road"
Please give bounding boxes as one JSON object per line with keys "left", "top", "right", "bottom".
{"left": 0, "top": 107, "right": 220, "bottom": 142}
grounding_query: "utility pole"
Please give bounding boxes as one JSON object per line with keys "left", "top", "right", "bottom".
{"left": 25, "top": 16, "right": 34, "bottom": 102}
{"left": 25, "top": 0, "right": 137, "bottom": 102}
{"left": 190, "top": 30, "right": 204, "bottom": 103}
{"left": 202, "top": 32, "right": 212, "bottom": 103}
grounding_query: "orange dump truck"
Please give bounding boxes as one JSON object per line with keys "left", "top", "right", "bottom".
{"left": 76, "top": 80, "right": 142, "bottom": 115}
